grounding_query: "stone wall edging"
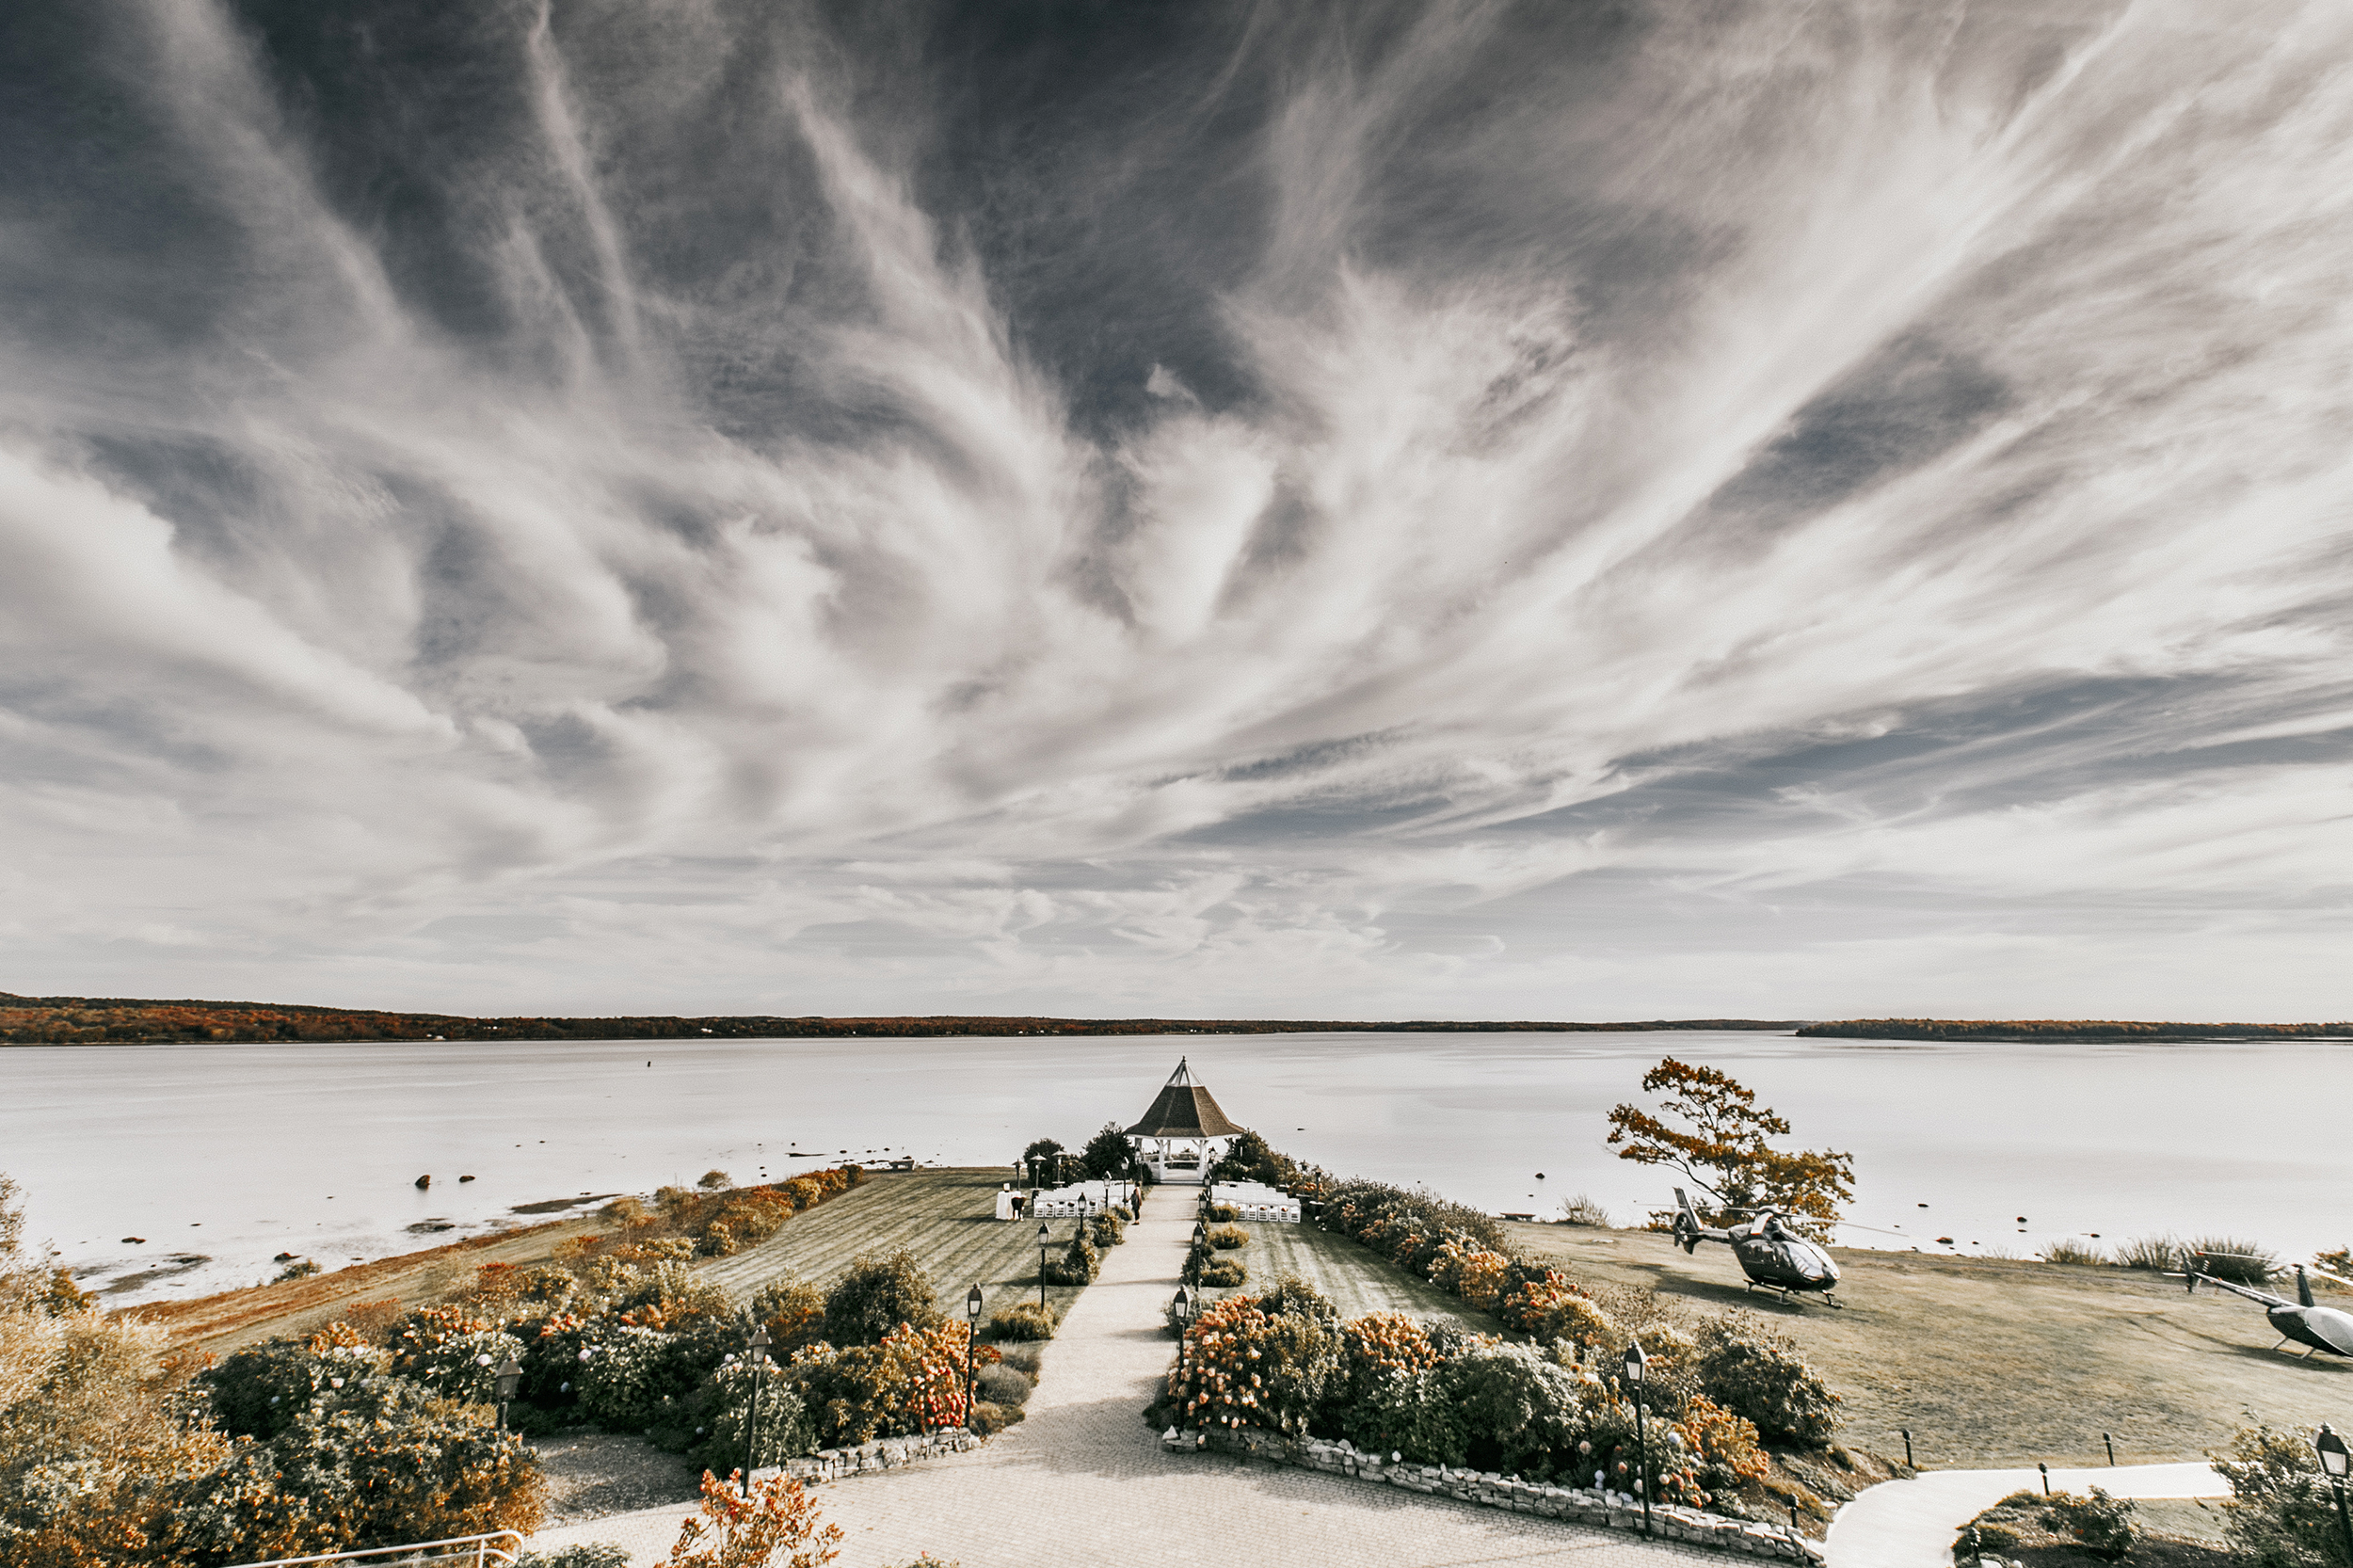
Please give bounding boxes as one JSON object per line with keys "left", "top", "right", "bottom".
{"left": 1159, "top": 1426, "right": 1827, "bottom": 1563}
{"left": 756, "top": 1427, "right": 983, "bottom": 1486}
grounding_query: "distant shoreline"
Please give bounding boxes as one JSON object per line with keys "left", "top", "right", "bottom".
{"left": 1, "top": 993, "right": 1806, "bottom": 1046}
{"left": 1795, "top": 1017, "right": 2353, "bottom": 1044}
{"left": 8, "top": 993, "right": 2350, "bottom": 1047}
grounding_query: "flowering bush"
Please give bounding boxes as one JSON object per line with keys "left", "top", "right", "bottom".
{"left": 387, "top": 1304, "right": 493, "bottom": 1365}
{"left": 781, "top": 1321, "right": 974, "bottom": 1448}
{"left": 688, "top": 1360, "right": 815, "bottom": 1473}
{"left": 751, "top": 1278, "right": 828, "bottom": 1354}
{"left": 1673, "top": 1395, "right": 1770, "bottom": 1498}
{"left": 408, "top": 1327, "right": 530, "bottom": 1404}
{"left": 203, "top": 1338, "right": 389, "bottom": 1439}
{"left": 1205, "top": 1224, "right": 1249, "bottom": 1251}
{"left": 1168, "top": 1292, "right": 1339, "bottom": 1436}
{"left": 1089, "top": 1210, "right": 1127, "bottom": 1249}
{"left": 1506, "top": 1277, "right": 1619, "bottom": 1347}
{"left": 1430, "top": 1240, "right": 1513, "bottom": 1309}
{"left": 577, "top": 1325, "right": 691, "bottom": 1432}
{"left": 167, "top": 1378, "right": 546, "bottom": 1563}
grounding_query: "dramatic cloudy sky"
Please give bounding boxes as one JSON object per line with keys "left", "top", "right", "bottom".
{"left": 3, "top": 1, "right": 2348, "bottom": 1020}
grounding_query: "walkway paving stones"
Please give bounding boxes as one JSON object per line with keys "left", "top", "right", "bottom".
{"left": 1822, "top": 1462, "right": 2227, "bottom": 1568}
{"left": 532, "top": 1198, "right": 1714, "bottom": 1567}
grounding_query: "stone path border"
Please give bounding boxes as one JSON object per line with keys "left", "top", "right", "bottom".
{"left": 1822, "top": 1462, "right": 2227, "bottom": 1568}
{"left": 1167, "top": 1426, "right": 1824, "bottom": 1560}
{"left": 532, "top": 1197, "right": 1717, "bottom": 1567}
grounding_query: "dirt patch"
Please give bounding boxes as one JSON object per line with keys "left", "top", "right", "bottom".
{"left": 535, "top": 1432, "right": 703, "bottom": 1528}
{"left": 129, "top": 1213, "right": 609, "bottom": 1353}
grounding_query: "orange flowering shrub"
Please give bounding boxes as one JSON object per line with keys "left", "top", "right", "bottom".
{"left": 781, "top": 1320, "right": 990, "bottom": 1446}
{"left": 1337, "top": 1312, "right": 1441, "bottom": 1382}
{"left": 304, "top": 1320, "right": 373, "bottom": 1353}
{"left": 655, "top": 1469, "right": 841, "bottom": 1568}
{"left": 1674, "top": 1394, "right": 1770, "bottom": 1495}
{"left": 1501, "top": 1275, "right": 1619, "bottom": 1346}
{"left": 1431, "top": 1240, "right": 1513, "bottom": 1309}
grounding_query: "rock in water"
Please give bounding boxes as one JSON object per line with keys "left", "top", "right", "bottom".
{"left": 273, "top": 1251, "right": 296, "bottom": 1261}
{"left": 458, "top": 1175, "right": 475, "bottom": 1182}
{"left": 122, "top": 1236, "right": 146, "bottom": 1244}
{"left": 415, "top": 1175, "right": 431, "bottom": 1190}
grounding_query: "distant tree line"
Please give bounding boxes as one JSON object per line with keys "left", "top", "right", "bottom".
{"left": 1797, "top": 1018, "right": 2350, "bottom": 1043}
{"left": 0, "top": 993, "right": 1803, "bottom": 1046}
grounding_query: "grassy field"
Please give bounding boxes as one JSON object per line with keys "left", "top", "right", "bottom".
{"left": 697, "top": 1166, "right": 1097, "bottom": 1324}
{"left": 1502, "top": 1221, "right": 2353, "bottom": 1468}
{"left": 139, "top": 1167, "right": 1078, "bottom": 1352}
{"left": 1186, "top": 1217, "right": 1498, "bottom": 1331}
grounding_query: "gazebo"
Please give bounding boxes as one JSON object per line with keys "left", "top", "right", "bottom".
{"left": 1125, "top": 1057, "right": 1241, "bottom": 1185}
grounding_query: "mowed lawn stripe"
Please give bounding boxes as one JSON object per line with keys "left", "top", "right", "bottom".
{"left": 696, "top": 1167, "right": 1096, "bottom": 1321}
{"left": 1194, "top": 1219, "right": 1499, "bottom": 1331}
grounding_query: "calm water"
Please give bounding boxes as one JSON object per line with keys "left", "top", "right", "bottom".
{"left": 3, "top": 1031, "right": 2345, "bottom": 1304}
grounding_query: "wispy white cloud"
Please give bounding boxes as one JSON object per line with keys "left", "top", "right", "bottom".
{"left": 1, "top": 0, "right": 2348, "bottom": 1017}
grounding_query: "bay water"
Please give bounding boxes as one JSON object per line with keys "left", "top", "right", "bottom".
{"left": 3, "top": 1030, "right": 2344, "bottom": 1304}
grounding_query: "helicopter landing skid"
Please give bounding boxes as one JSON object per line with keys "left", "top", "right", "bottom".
{"left": 1745, "top": 1283, "right": 1841, "bottom": 1309}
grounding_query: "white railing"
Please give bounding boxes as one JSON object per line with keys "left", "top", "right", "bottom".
{"left": 226, "top": 1529, "right": 524, "bottom": 1568}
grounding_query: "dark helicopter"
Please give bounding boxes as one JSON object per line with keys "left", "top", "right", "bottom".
{"left": 2179, "top": 1254, "right": 2353, "bottom": 1360}
{"left": 1671, "top": 1187, "right": 1843, "bottom": 1307}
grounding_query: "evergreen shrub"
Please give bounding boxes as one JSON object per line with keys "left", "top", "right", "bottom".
{"left": 824, "top": 1250, "right": 945, "bottom": 1345}
{"left": 985, "top": 1303, "right": 1057, "bottom": 1341}
{"left": 1692, "top": 1318, "right": 1838, "bottom": 1448}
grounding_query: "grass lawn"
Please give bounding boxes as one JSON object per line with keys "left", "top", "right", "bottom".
{"left": 1193, "top": 1218, "right": 1498, "bottom": 1331}
{"left": 696, "top": 1166, "right": 1095, "bottom": 1325}
{"left": 1501, "top": 1220, "right": 2353, "bottom": 1469}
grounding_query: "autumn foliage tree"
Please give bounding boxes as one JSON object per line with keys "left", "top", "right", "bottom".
{"left": 1606, "top": 1059, "right": 1854, "bottom": 1237}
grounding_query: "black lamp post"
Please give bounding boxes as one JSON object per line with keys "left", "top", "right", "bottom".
{"left": 965, "top": 1284, "right": 984, "bottom": 1414}
{"left": 1172, "top": 1286, "right": 1193, "bottom": 1389}
{"left": 2318, "top": 1424, "right": 2352, "bottom": 1564}
{"left": 1037, "top": 1220, "right": 1051, "bottom": 1308}
{"left": 1622, "top": 1341, "right": 1652, "bottom": 1538}
{"left": 492, "top": 1356, "right": 522, "bottom": 1432}
{"left": 742, "top": 1325, "right": 771, "bottom": 1496}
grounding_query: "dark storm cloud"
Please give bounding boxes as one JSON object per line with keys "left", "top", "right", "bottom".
{"left": 2, "top": 0, "right": 2349, "bottom": 1018}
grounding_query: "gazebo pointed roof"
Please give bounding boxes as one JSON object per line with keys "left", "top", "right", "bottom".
{"left": 1124, "top": 1057, "right": 1242, "bottom": 1139}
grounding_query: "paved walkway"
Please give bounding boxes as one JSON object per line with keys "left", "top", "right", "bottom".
{"left": 1823, "top": 1462, "right": 2228, "bottom": 1568}
{"left": 532, "top": 1199, "right": 1712, "bottom": 1567}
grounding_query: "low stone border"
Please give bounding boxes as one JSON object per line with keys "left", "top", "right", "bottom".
{"left": 764, "top": 1428, "right": 983, "bottom": 1484}
{"left": 1160, "top": 1427, "right": 1826, "bottom": 1562}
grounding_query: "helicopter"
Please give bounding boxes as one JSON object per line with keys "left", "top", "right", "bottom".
{"left": 1670, "top": 1187, "right": 1843, "bottom": 1307}
{"left": 2177, "top": 1253, "right": 2353, "bottom": 1360}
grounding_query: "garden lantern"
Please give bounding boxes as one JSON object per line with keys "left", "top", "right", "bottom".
{"left": 2319, "top": 1424, "right": 2353, "bottom": 1562}
{"left": 1622, "top": 1342, "right": 1651, "bottom": 1538}
{"left": 492, "top": 1356, "right": 522, "bottom": 1432}
{"left": 1037, "top": 1220, "right": 1051, "bottom": 1308}
{"left": 742, "top": 1325, "right": 771, "bottom": 1496}
{"left": 966, "top": 1284, "right": 984, "bottom": 1409}
{"left": 1193, "top": 1220, "right": 1207, "bottom": 1246}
